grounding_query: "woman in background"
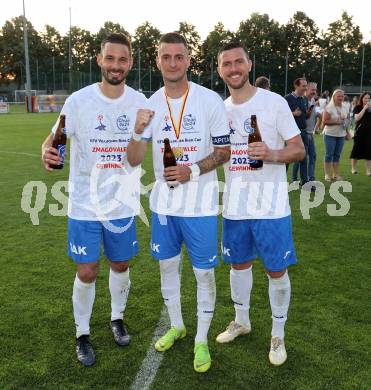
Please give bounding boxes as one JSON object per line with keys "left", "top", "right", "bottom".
{"left": 350, "top": 92, "right": 371, "bottom": 176}
{"left": 322, "top": 89, "right": 349, "bottom": 181}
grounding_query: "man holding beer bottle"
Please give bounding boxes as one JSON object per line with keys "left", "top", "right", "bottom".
{"left": 41, "top": 33, "right": 147, "bottom": 366}
{"left": 127, "top": 32, "right": 230, "bottom": 373}
{"left": 216, "top": 41, "right": 305, "bottom": 366}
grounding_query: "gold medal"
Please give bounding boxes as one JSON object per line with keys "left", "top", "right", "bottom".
{"left": 172, "top": 147, "right": 184, "bottom": 159}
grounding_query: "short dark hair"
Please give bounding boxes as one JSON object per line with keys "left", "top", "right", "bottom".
{"left": 294, "top": 77, "right": 307, "bottom": 87}
{"left": 101, "top": 33, "right": 132, "bottom": 55}
{"left": 159, "top": 32, "right": 188, "bottom": 49}
{"left": 218, "top": 41, "right": 249, "bottom": 60}
{"left": 255, "top": 76, "right": 270, "bottom": 90}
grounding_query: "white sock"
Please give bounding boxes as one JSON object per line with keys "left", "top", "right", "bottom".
{"left": 72, "top": 274, "right": 96, "bottom": 338}
{"left": 193, "top": 267, "right": 216, "bottom": 344}
{"left": 160, "top": 254, "right": 184, "bottom": 329}
{"left": 109, "top": 268, "right": 131, "bottom": 321}
{"left": 230, "top": 267, "right": 253, "bottom": 327}
{"left": 268, "top": 271, "right": 291, "bottom": 339}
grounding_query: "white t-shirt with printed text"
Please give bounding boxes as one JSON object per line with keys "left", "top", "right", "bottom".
{"left": 143, "top": 82, "right": 230, "bottom": 217}
{"left": 223, "top": 88, "right": 300, "bottom": 220}
{"left": 52, "top": 83, "right": 147, "bottom": 221}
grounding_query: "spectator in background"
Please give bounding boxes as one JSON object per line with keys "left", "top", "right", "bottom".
{"left": 285, "top": 78, "right": 308, "bottom": 185}
{"left": 343, "top": 95, "right": 351, "bottom": 115}
{"left": 349, "top": 95, "right": 359, "bottom": 132}
{"left": 255, "top": 76, "right": 270, "bottom": 90}
{"left": 292, "top": 82, "right": 321, "bottom": 187}
{"left": 351, "top": 96, "right": 358, "bottom": 113}
{"left": 350, "top": 92, "right": 371, "bottom": 176}
{"left": 318, "top": 90, "right": 329, "bottom": 114}
{"left": 322, "top": 89, "right": 349, "bottom": 181}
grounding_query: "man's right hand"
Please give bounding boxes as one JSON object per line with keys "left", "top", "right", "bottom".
{"left": 293, "top": 107, "right": 302, "bottom": 117}
{"left": 42, "top": 146, "right": 60, "bottom": 171}
{"left": 134, "top": 109, "right": 155, "bottom": 134}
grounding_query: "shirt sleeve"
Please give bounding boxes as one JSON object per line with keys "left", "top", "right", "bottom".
{"left": 209, "top": 95, "right": 230, "bottom": 147}
{"left": 51, "top": 95, "right": 76, "bottom": 138}
{"left": 276, "top": 97, "right": 301, "bottom": 141}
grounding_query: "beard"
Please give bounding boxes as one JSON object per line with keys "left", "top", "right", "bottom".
{"left": 101, "top": 68, "right": 127, "bottom": 86}
{"left": 225, "top": 73, "right": 249, "bottom": 90}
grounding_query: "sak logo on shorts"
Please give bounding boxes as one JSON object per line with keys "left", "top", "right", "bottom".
{"left": 151, "top": 242, "right": 160, "bottom": 253}
{"left": 117, "top": 114, "right": 130, "bottom": 132}
{"left": 70, "top": 243, "right": 87, "bottom": 256}
{"left": 244, "top": 118, "right": 254, "bottom": 135}
{"left": 182, "top": 114, "right": 196, "bottom": 130}
{"left": 221, "top": 245, "right": 231, "bottom": 257}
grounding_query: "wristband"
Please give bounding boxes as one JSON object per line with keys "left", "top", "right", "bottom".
{"left": 132, "top": 131, "right": 142, "bottom": 142}
{"left": 190, "top": 164, "right": 200, "bottom": 180}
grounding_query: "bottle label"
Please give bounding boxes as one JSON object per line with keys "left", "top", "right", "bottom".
{"left": 248, "top": 157, "right": 257, "bottom": 164}
{"left": 244, "top": 118, "right": 254, "bottom": 134}
{"left": 57, "top": 144, "right": 66, "bottom": 164}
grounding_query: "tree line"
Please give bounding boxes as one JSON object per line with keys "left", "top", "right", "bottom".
{"left": 0, "top": 11, "right": 370, "bottom": 95}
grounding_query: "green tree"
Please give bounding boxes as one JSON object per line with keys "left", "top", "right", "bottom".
{"left": 284, "top": 12, "right": 321, "bottom": 84}
{"left": 132, "top": 22, "right": 161, "bottom": 68}
{"left": 93, "top": 21, "right": 131, "bottom": 56}
{"left": 41, "top": 25, "right": 63, "bottom": 56}
{"left": 62, "top": 26, "right": 94, "bottom": 68}
{"left": 132, "top": 22, "right": 161, "bottom": 91}
{"left": 177, "top": 21, "right": 201, "bottom": 72}
{"left": 237, "top": 13, "right": 286, "bottom": 92}
{"left": 199, "top": 22, "right": 234, "bottom": 90}
{"left": 0, "top": 16, "right": 42, "bottom": 88}
{"left": 321, "top": 11, "right": 363, "bottom": 89}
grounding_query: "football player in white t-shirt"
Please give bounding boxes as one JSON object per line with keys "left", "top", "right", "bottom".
{"left": 216, "top": 41, "right": 305, "bottom": 366}
{"left": 41, "top": 33, "right": 147, "bottom": 367}
{"left": 127, "top": 32, "right": 230, "bottom": 373}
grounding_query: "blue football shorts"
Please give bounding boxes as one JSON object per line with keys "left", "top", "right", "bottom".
{"left": 151, "top": 212, "right": 218, "bottom": 269}
{"left": 67, "top": 217, "right": 138, "bottom": 263}
{"left": 221, "top": 216, "right": 297, "bottom": 272}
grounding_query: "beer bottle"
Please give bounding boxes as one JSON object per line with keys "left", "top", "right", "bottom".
{"left": 50, "top": 114, "right": 67, "bottom": 170}
{"left": 163, "top": 138, "right": 177, "bottom": 167}
{"left": 248, "top": 114, "right": 263, "bottom": 169}
{"left": 163, "top": 138, "right": 177, "bottom": 188}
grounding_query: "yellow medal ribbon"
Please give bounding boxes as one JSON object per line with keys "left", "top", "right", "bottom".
{"left": 165, "top": 86, "right": 190, "bottom": 140}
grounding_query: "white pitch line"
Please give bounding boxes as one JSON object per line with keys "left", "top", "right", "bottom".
{"left": 129, "top": 305, "right": 170, "bottom": 390}
{"left": 0, "top": 150, "right": 40, "bottom": 158}
{"left": 130, "top": 255, "right": 183, "bottom": 390}
{"left": 0, "top": 150, "right": 69, "bottom": 164}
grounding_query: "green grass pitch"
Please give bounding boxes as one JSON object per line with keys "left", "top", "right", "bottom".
{"left": 0, "top": 110, "right": 370, "bottom": 389}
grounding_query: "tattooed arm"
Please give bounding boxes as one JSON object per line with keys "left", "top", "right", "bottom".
{"left": 163, "top": 146, "right": 231, "bottom": 183}
{"left": 196, "top": 145, "right": 231, "bottom": 174}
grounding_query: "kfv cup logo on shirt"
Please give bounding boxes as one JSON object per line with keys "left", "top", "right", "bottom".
{"left": 182, "top": 114, "right": 196, "bottom": 130}
{"left": 116, "top": 114, "right": 130, "bottom": 133}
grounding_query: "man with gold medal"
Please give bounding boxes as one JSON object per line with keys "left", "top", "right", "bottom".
{"left": 127, "top": 32, "right": 230, "bottom": 373}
